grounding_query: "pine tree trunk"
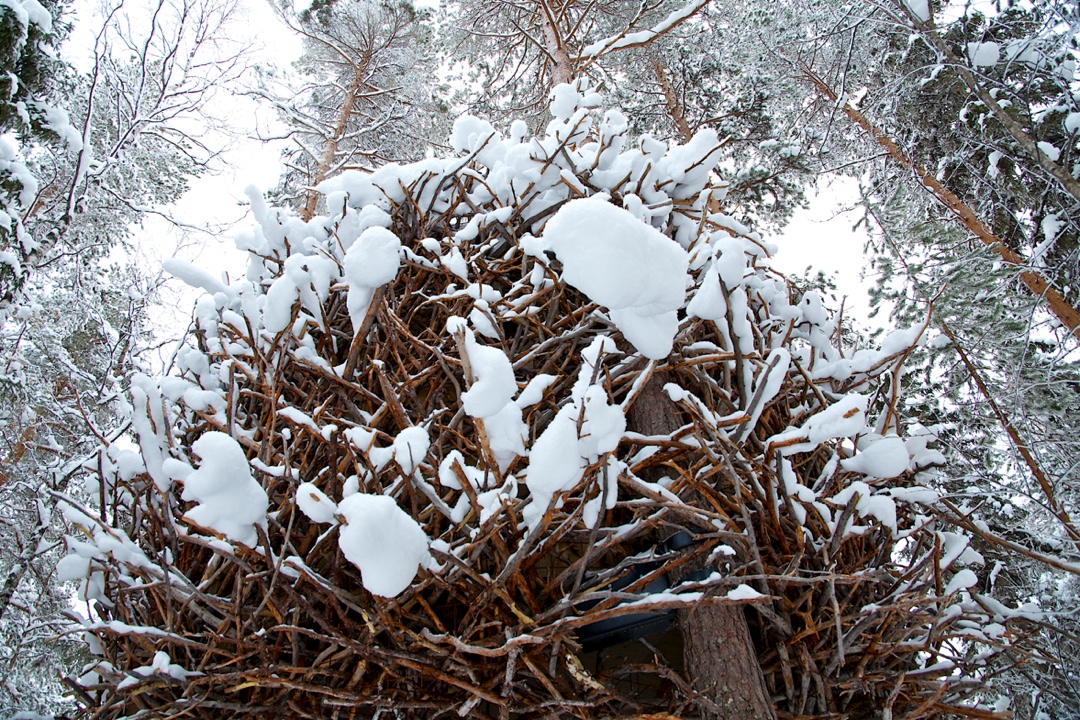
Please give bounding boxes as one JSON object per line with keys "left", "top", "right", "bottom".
{"left": 538, "top": 3, "right": 574, "bottom": 87}
{"left": 301, "top": 66, "right": 366, "bottom": 222}
{"left": 680, "top": 601, "right": 776, "bottom": 720}
{"left": 802, "top": 67, "right": 1080, "bottom": 343}
{"left": 652, "top": 54, "right": 693, "bottom": 143}
{"left": 625, "top": 376, "right": 776, "bottom": 720}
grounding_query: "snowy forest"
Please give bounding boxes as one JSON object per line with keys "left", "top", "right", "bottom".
{"left": 1, "top": 0, "right": 1079, "bottom": 717}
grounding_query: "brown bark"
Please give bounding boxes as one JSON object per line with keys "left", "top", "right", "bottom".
{"left": 625, "top": 376, "right": 776, "bottom": 720}
{"left": 301, "top": 67, "right": 365, "bottom": 221}
{"left": 538, "top": 2, "right": 574, "bottom": 87}
{"left": 680, "top": 601, "right": 777, "bottom": 720}
{"left": 803, "top": 67, "right": 1080, "bottom": 343}
{"left": 652, "top": 54, "right": 693, "bottom": 143}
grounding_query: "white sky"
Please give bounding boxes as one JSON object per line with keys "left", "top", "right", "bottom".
{"left": 770, "top": 177, "right": 880, "bottom": 329}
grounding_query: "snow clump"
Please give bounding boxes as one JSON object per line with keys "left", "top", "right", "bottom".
{"left": 344, "top": 226, "right": 402, "bottom": 333}
{"left": 541, "top": 196, "right": 689, "bottom": 359}
{"left": 967, "top": 42, "right": 1000, "bottom": 68}
{"left": 336, "top": 494, "right": 431, "bottom": 598}
{"left": 179, "top": 432, "right": 269, "bottom": 548}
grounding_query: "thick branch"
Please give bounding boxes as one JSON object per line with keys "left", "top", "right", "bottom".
{"left": 803, "top": 67, "right": 1080, "bottom": 342}
{"left": 901, "top": 3, "right": 1080, "bottom": 208}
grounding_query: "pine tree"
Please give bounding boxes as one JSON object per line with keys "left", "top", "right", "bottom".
{"left": 0, "top": 0, "right": 70, "bottom": 316}
{"left": 257, "top": 0, "right": 444, "bottom": 219}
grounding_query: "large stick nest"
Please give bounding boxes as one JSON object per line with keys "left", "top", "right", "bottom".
{"left": 64, "top": 102, "right": 1031, "bottom": 720}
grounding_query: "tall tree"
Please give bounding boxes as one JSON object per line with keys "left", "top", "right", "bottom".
{"left": 258, "top": 0, "right": 443, "bottom": 219}
{"left": 0, "top": 0, "right": 248, "bottom": 712}
{"left": 444, "top": 0, "right": 709, "bottom": 123}
{"left": 0, "top": 0, "right": 70, "bottom": 319}
{"left": 747, "top": 1, "right": 1080, "bottom": 713}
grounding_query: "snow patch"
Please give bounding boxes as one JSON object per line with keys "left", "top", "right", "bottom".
{"left": 541, "top": 196, "right": 688, "bottom": 359}
{"left": 180, "top": 432, "right": 268, "bottom": 548}
{"left": 336, "top": 494, "right": 430, "bottom": 598}
{"left": 344, "top": 227, "right": 401, "bottom": 333}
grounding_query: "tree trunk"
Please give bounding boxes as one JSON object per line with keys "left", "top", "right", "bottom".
{"left": 680, "top": 601, "right": 776, "bottom": 720}
{"left": 625, "top": 376, "right": 776, "bottom": 720}
{"left": 301, "top": 66, "right": 366, "bottom": 222}
{"left": 652, "top": 53, "right": 693, "bottom": 143}
{"left": 538, "top": 3, "right": 574, "bottom": 87}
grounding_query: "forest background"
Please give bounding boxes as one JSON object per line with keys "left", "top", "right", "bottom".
{"left": 0, "top": 0, "right": 1078, "bottom": 718}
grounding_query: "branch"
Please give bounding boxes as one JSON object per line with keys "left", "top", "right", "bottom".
{"left": 801, "top": 64, "right": 1080, "bottom": 343}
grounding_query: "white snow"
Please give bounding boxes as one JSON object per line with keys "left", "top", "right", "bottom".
{"left": 163, "top": 258, "right": 228, "bottom": 296}
{"left": 579, "top": 0, "right": 707, "bottom": 57}
{"left": 939, "top": 531, "right": 984, "bottom": 570}
{"left": 178, "top": 432, "right": 268, "bottom": 548}
{"left": 967, "top": 42, "right": 1000, "bottom": 68}
{"left": 296, "top": 482, "right": 339, "bottom": 524}
{"left": 727, "top": 584, "right": 765, "bottom": 601}
{"left": 1037, "top": 141, "right": 1061, "bottom": 162}
{"left": 483, "top": 402, "right": 528, "bottom": 470}
{"left": 541, "top": 196, "right": 689, "bottom": 359}
{"left": 450, "top": 115, "right": 502, "bottom": 167}
{"left": 278, "top": 406, "right": 320, "bottom": 434}
{"left": 40, "top": 103, "right": 83, "bottom": 151}
{"left": 944, "top": 568, "right": 979, "bottom": 595}
{"left": 524, "top": 404, "right": 585, "bottom": 522}
{"left": 344, "top": 226, "right": 401, "bottom": 333}
{"left": 336, "top": 494, "right": 430, "bottom": 598}
{"left": 515, "top": 374, "right": 557, "bottom": 408}
{"left": 457, "top": 325, "right": 517, "bottom": 418}
{"left": 840, "top": 436, "right": 910, "bottom": 479}
{"left": 392, "top": 425, "right": 430, "bottom": 475}
{"left": 0, "top": 0, "right": 53, "bottom": 31}
{"left": 741, "top": 348, "right": 790, "bottom": 438}
{"left": 549, "top": 84, "right": 581, "bottom": 121}
{"left": 523, "top": 342, "right": 626, "bottom": 528}
{"left": 769, "top": 394, "right": 869, "bottom": 455}
{"left": 449, "top": 320, "right": 528, "bottom": 470}
{"left": 879, "top": 325, "right": 922, "bottom": 356}
{"left": 116, "top": 651, "right": 201, "bottom": 689}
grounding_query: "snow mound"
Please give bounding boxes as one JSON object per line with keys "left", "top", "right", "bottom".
{"left": 337, "top": 494, "right": 431, "bottom": 598}
{"left": 180, "top": 432, "right": 268, "bottom": 548}
{"left": 967, "top": 42, "right": 1000, "bottom": 67}
{"left": 296, "top": 482, "right": 339, "bottom": 524}
{"left": 541, "top": 196, "right": 688, "bottom": 359}
{"left": 344, "top": 226, "right": 402, "bottom": 333}
{"left": 841, "top": 436, "right": 910, "bottom": 479}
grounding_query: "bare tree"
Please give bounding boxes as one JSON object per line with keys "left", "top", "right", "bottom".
{"left": 0, "top": 0, "right": 249, "bottom": 713}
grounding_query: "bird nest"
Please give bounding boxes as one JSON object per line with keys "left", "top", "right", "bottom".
{"left": 62, "top": 98, "right": 1031, "bottom": 720}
